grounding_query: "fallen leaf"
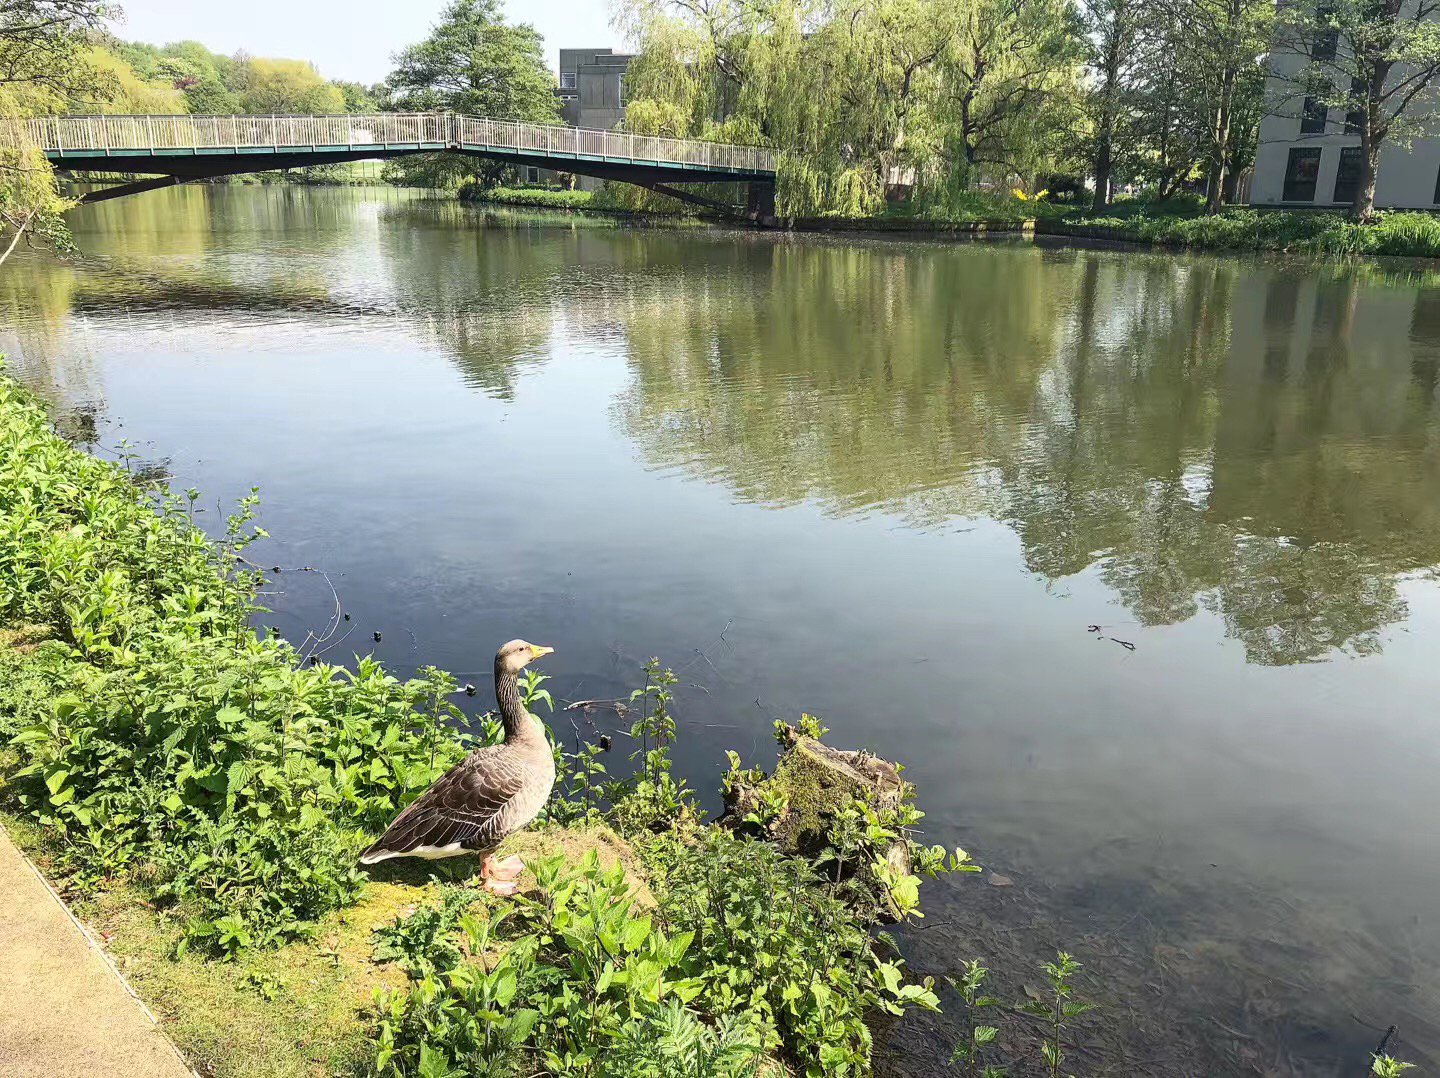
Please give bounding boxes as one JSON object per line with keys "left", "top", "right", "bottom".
{"left": 988, "top": 873, "right": 1014, "bottom": 887}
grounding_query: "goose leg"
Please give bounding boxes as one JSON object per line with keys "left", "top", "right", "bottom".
{"left": 480, "top": 853, "right": 525, "bottom": 895}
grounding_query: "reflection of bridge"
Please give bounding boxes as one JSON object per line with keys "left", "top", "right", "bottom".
{"left": 24, "top": 112, "right": 778, "bottom": 216}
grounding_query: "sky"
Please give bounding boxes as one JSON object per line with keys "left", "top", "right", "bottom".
{"left": 112, "top": 0, "right": 624, "bottom": 84}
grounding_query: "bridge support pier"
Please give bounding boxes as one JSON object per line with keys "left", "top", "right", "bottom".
{"left": 746, "top": 181, "right": 776, "bottom": 224}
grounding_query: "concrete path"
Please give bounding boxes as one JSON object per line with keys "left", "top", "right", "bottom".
{"left": 0, "top": 825, "right": 193, "bottom": 1077}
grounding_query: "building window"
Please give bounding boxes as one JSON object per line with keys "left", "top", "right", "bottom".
{"left": 1313, "top": 3, "right": 1338, "bottom": 60}
{"left": 1300, "top": 95, "right": 1327, "bottom": 134}
{"left": 1283, "top": 147, "right": 1322, "bottom": 202}
{"left": 526, "top": 166, "right": 540, "bottom": 184}
{"left": 559, "top": 72, "right": 576, "bottom": 89}
{"left": 1344, "top": 77, "right": 1366, "bottom": 135}
{"left": 1332, "top": 146, "right": 1362, "bottom": 204}
{"left": 1433, "top": 163, "right": 1440, "bottom": 205}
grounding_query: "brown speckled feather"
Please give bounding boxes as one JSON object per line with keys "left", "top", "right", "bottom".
{"left": 360, "top": 734, "right": 555, "bottom": 861}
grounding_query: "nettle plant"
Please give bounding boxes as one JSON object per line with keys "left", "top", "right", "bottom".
{"left": 372, "top": 850, "right": 770, "bottom": 1078}
{"left": 0, "top": 376, "right": 483, "bottom": 952}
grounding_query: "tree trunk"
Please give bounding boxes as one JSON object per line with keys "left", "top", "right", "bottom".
{"left": 1090, "top": 23, "right": 1124, "bottom": 212}
{"left": 1221, "top": 168, "right": 1239, "bottom": 204}
{"left": 1352, "top": 132, "right": 1381, "bottom": 222}
{"left": 1351, "top": 66, "right": 1387, "bottom": 222}
{"left": 1092, "top": 137, "right": 1112, "bottom": 212}
{"left": 1206, "top": 68, "right": 1236, "bottom": 214}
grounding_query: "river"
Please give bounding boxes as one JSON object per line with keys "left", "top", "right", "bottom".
{"left": 4, "top": 185, "right": 1439, "bottom": 1075}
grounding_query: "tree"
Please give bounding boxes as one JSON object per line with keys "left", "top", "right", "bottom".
{"left": 235, "top": 56, "right": 345, "bottom": 114}
{"left": 1125, "top": 23, "right": 1209, "bottom": 200}
{"left": 384, "top": 0, "right": 557, "bottom": 189}
{"left": 1162, "top": 0, "right": 1271, "bottom": 213}
{"left": 387, "top": 0, "right": 556, "bottom": 119}
{"left": 0, "top": 1, "right": 113, "bottom": 266}
{"left": 330, "top": 79, "right": 377, "bottom": 113}
{"left": 621, "top": 0, "right": 1080, "bottom": 213}
{"left": 1273, "top": 0, "right": 1440, "bottom": 220}
{"left": 1077, "top": 0, "right": 1146, "bottom": 209}
{"left": 934, "top": 0, "right": 1081, "bottom": 186}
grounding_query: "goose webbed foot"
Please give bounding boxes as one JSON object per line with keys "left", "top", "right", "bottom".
{"left": 479, "top": 853, "right": 525, "bottom": 895}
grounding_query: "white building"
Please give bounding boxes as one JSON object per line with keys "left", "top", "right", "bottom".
{"left": 1250, "top": 19, "right": 1440, "bottom": 208}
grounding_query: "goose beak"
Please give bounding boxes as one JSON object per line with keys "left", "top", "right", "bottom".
{"left": 530, "top": 644, "right": 554, "bottom": 659}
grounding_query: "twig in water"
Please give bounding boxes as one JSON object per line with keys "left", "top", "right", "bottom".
{"left": 563, "top": 698, "right": 631, "bottom": 717}
{"left": 1373, "top": 1025, "right": 1398, "bottom": 1060}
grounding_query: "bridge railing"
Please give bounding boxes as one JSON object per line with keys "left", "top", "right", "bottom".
{"left": 454, "top": 116, "right": 775, "bottom": 174}
{"left": 20, "top": 112, "right": 777, "bottom": 174}
{"left": 22, "top": 113, "right": 450, "bottom": 151}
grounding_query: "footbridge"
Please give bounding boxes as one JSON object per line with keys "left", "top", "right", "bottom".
{"left": 21, "top": 112, "right": 778, "bottom": 215}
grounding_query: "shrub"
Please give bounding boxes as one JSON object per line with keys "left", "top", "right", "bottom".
{"left": 458, "top": 184, "right": 595, "bottom": 210}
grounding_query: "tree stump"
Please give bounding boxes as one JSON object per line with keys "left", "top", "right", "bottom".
{"left": 721, "top": 723, "right": 913, "bottom": 921}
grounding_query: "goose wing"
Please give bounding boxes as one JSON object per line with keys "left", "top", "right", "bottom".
{"left": 360, "top": 745, "right": 527, "bottom": 861}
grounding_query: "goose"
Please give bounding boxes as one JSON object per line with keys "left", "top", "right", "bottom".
{"left": 359, "top": 639, "right": 556, "bottom": 894}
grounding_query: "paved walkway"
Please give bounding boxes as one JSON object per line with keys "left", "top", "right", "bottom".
{"left": 0, "top": 825, "right": 193, "bottom": 1077}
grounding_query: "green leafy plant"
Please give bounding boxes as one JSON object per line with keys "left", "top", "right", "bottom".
{"left": 947, "top": 960, "right": 1003, "bottom": 1077}
{"left": 1373, "top": 1055, "right": 1415, "bottom": 1077}
{"left": 0, "top": 374, "right": 476, "bottom": 949}
{"left": 1016, "top": 951, "right": 1093, "bottom": 1078}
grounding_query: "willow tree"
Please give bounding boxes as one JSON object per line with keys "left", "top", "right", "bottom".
{"left": 617, "top": 0, "right": 813, "bottom": 136}
{"left": 621, "top": 0, "right": 962, "bottom": 213}
{"left": 931, "top": 0, "right": 1082, "bottom": 190}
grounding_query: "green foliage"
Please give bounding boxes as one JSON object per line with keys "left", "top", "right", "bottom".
{"left": 458, "top": 185, "right": 595, "bottom": 210}
{"left": 1073, "top": 207, "right": 1440, "bottom": 256}
{"left": 609, "top": 659, "right": 695, "bottom": 834}
{"left": 372, "top": 849, "right": 769, "bottom": 1078}
{"left": 0, "top": 2, "right": 115, "bottom": 262}
{"left": 374, "top": 833, "right": 945, "bottom": 1078}
{"left": 233, "top": 56, "right": 345, "bottom": 114}
{"left": 643, "top": 826, "right": 939, "bottom": 1075}
{"left": 1373, "top": 1056, "right": 1416, "bottom": 1077}
{"left": 0, "top": 373, "right": 479, "bottom": 950}
{"left": 372, "top": 886, "right": 478, "bottom": 977}
{"left": 1015, "top": 951, "right": 1093, "bottom": 1078}
{"left": 946, "top": 960, "right": 1003, "bottom": 1077}
{"left": 619, "top": 0, "right": 1083, "bottom": 214}
{"left": 384, "top": 0, "right": 559, "bottom": 191}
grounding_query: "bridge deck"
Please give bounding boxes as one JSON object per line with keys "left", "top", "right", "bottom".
{"left": 21, "top": 113, "right": 777, "bottom": 184}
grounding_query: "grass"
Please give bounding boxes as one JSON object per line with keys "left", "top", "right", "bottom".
{"left": 2, "top": 809, "right": 649, "bottom": 1078}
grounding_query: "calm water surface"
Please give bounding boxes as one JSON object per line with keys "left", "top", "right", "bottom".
{"left": 5, "top": 187, "right": 1440, "bottom": 1075}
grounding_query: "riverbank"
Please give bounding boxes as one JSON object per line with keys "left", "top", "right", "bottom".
{"left": 0, "top": 369, "right": 963, "bottom": 1077}
{"left": 792, "top": 198, "right": 1440, "bottom": 257}
{"left": 459, "top": 183, "right": 1440, "bottom": 259}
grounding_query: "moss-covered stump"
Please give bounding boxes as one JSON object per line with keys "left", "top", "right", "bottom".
{"left": 721, "top": 723, "right": 913, "bottom": 920}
